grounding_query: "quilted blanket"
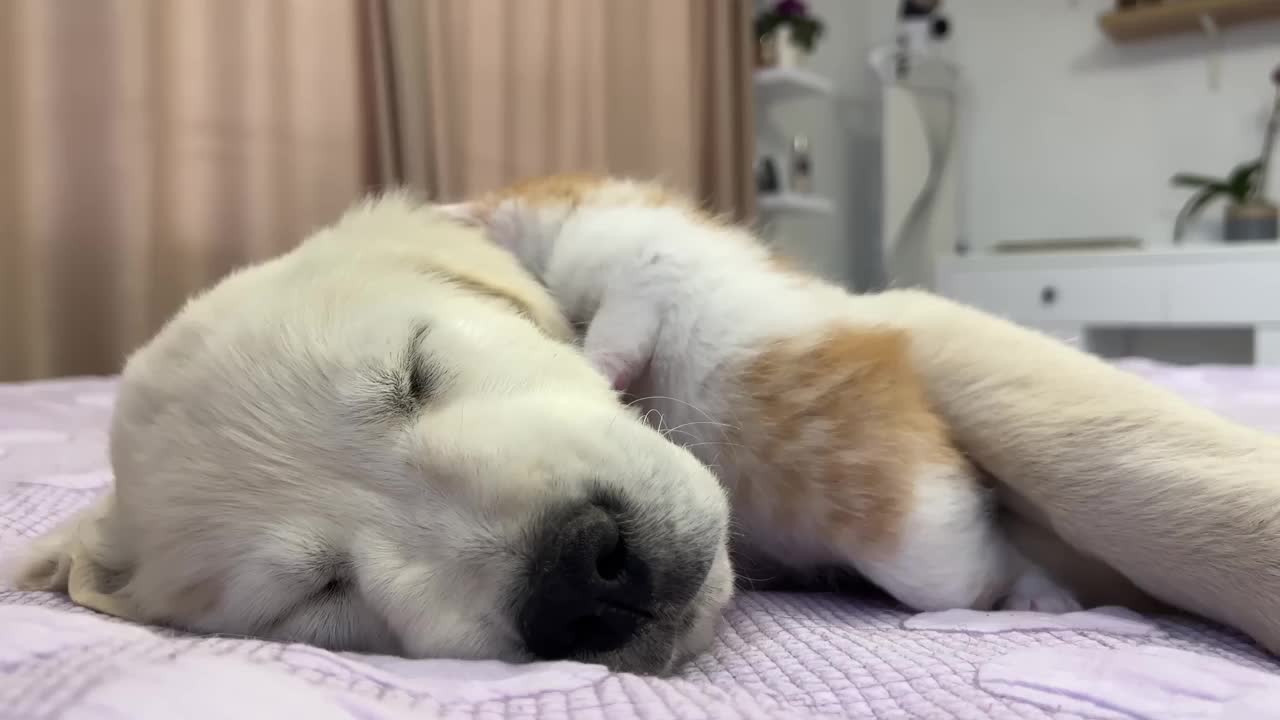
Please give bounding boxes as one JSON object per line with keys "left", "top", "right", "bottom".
{"left": 4, "top": 360, "right": 1280, "bottom": 719}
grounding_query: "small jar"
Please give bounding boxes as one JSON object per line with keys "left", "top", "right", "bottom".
{"left": 756, "top": 156, "right": 781, "bottom": 194}
{"left": 789, "top": 135, "right": 813, "bottom": 195}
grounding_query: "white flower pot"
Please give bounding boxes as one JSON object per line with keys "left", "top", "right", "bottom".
{"left": 775, "top": 25, "right": 808, "bottom": 68}
{"left": 759, "top": 25, "right": 810, "bottom": 69}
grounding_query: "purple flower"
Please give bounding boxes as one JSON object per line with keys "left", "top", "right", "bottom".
{"left": 776, "top": 0, "right": 808, "bottom": 17}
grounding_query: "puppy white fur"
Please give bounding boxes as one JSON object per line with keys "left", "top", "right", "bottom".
{"left": 443, "top": 176, "right": 1078, "bottom": 614}
{"left": 12, "top": 194, "right": 735, "bottom": 675}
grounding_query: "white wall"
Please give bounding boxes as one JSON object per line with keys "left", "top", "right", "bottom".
{"left": 950, "top": 0, "right": 1280, "bottom": 250}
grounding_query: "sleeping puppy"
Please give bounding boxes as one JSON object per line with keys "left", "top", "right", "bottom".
{"left": 10, "top": 194, "right": 734, "bottom": 675}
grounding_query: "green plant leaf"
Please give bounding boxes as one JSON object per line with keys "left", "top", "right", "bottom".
{"left": 755, "top": 14, "right": 781, "bottom": 38}
{"left": 1182, "top": 186, "right": 1225, "bottom": 220}
{"left": 1171, "top": 173, "right": 1231, "bottom": 190}
{"left": 1173, "top": 185, "right": 1225, "bottom": 240}
{"left": 1229, "top": 159, "right": 1263, "bottom": 178}
{"left": 1226, "top": 161, "right": 1262, "bottom": 202}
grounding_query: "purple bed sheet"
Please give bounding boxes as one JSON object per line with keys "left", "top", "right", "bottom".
{"left": 4, "top": 359, "right": 1280, "bottom": 719}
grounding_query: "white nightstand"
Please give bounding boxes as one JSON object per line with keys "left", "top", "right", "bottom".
{"left": 937, "top": 246, "right": 1280, "bottom": 366}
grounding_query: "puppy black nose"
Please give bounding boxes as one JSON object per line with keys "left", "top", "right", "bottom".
{"left": 519, "top": 501, "right": 653, "bottom": 659}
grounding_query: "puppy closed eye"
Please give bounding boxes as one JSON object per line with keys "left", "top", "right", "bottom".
{"left": 401, "top": 324, "right": 445, "bottom": 408}
{"left": 362, "top": 324, "right": 448, "bottom": 421}
{"left": 408, "top": 363, "right": 442, "bottom": 409}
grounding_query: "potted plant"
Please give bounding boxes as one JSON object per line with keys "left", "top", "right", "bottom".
{"left": 1171, "top": 65, "right": 1279, "bottom": 243}
{"left": 1171, "top": 161, "right": 1276, "bottom": 243}
{"left": 755, "top": 0, "right": 825, "bottom": 69}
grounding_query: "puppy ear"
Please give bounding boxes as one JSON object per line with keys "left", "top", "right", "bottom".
{"left": 10, "top": 494, "right": 142, "bottom": 621}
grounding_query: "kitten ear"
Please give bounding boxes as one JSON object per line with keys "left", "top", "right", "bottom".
{"left": 442, "top": 198, "right": 540, "bottom": 257}
{"left": 435, "top": 202, "right": 486, "bottom": 226}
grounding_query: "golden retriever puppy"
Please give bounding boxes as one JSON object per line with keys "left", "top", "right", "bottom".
{"left": 12, "top": 194, "right": 734, "bottom": 675}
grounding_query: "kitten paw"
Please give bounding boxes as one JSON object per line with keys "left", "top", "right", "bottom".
{"left": 1000, "top": 568, "right": 1082, "bottom": 613}
{"left": 487, "top": 201, "right": 524, "bottom": 245}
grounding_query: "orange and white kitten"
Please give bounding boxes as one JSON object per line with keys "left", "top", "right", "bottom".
{"left": 440, "top": 175, "right": 1078, "bottom": 613}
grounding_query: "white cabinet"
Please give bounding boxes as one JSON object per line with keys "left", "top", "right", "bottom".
{"left": 938, "top": 247, "right": 1280, "bottom": 366}
{"left": 1165, "top": 263, "right": 1280, "bottom": 325}
{"left": 941, "top": 267, "right": 1165, "bottom": 326}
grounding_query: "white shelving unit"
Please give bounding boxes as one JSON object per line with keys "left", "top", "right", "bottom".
{"left": 753, "top": 67, "right": 834, "bottom": 100}
{"left": 753, "top": 66, "right": 834, "bottom": 219}
{"left": 757, "top": 192, "right": 834, "bottom": 216}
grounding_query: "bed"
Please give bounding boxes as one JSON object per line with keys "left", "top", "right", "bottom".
{"left": 4, "top": 360, "right": 1280, "bottom": 719}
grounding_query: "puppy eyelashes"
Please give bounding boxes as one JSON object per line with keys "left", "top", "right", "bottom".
{"left": 399, "top": 324, "right": 446, "bottom": 410}
{"left": 360, "top": 324, "right": 450, "bottom": 423}
{"left": 407, "top": 357, "right": 443, "bottom": 411}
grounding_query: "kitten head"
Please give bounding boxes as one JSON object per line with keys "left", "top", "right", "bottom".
{"left": 435, "top": 175, "right": 713, "bottom": 266}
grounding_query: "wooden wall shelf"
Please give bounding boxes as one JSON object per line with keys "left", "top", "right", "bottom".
{"left": 1099, "top": 0, "right": 1280, "bottom": 43}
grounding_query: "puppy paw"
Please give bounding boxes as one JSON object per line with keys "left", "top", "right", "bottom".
{"left": 1000, "top": 567, "right": 1082, "bottom": 613}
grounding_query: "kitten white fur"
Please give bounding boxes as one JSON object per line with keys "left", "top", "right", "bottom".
{"left": 446, "top": 179, "right": 1079, "bottom": 613}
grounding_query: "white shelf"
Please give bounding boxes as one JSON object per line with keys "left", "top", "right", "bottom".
{"left": 940, "top": 243, "right": 1280, "bottom": 271}
{"left": 753, "top": 67, "right": 833, "bottom": 101}
{"left": 1098, "top": 0, "right": 1280, "bottom": 43}
{"left": 758, "top": 193, "right": 834, "bottom": 216}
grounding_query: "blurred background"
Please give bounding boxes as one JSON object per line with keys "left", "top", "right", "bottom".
{"left": 0, "top": 0, "right": 756, "bottom": 381}
{"left": 2, "top": 0, "right": 1278, "bottom": 381}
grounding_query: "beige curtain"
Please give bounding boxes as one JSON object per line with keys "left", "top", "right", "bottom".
{"left": 0, "top": 0, "right": 754, "bottom": 381}
{"left": 0, "top": 0, "right": 375, "bottom": 381}
{"left": 368, "top": 0, "right": 756, "bottom": 218}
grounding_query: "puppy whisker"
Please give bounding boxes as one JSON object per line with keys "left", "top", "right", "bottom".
{"left": 628, "top": 395, "right": 733, "bottom": 430}
{"left": 642, "top": 408, "right": 670, "bottom": 435}
{"left": 661, "top": 420, "right": 737, "bottom": 437}
{"left": 662, "top": 428, "right": 701, "bottom": 445}
{"left": 680, "top": 441, "right": 745, "bottom": 453}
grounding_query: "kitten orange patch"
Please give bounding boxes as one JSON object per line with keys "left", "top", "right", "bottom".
{"left": 482, "top": 174, "right": 727, "bottom": 229}
{"left": 485, "top": 173, "right": 607, "bottom": 209}
{"left": 729, "top": 326, "right": 961, "bottom": 554}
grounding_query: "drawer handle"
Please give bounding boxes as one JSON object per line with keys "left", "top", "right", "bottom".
{"left": 1040, "top": 286, "right": 1057, "bottom": 305}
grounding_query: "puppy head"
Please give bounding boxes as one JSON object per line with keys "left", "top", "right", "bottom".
{"left": 14, "top": 197, "right": 733, "bottom": 674}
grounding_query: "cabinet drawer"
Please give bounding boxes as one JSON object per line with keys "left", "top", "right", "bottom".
{"left": 941, "top": 267, "right": 1165, "bottom": 325}
{"left": 1167, "top": 263, "right": 1280, "bottom": 324}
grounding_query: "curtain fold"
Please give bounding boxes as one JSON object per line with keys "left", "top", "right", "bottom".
{"left": 370, "top": 0, "right": 756, "bottom": 218}
{"left": 0, "top": 0, "right": 755, "bottom": 381}
{"left": 0, "top": 0, "right": 374, "bottom": 381}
